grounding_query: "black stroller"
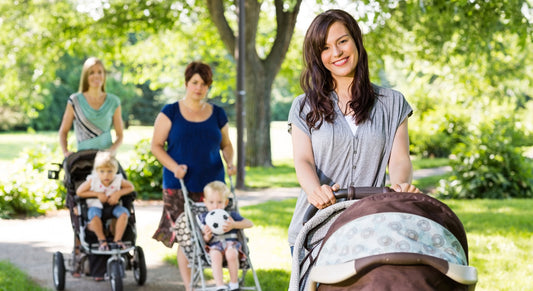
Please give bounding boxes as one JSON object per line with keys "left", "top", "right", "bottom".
{"left": 48, "top": 149, "right": 147, "bottom": 291}
{"left": 289, "top": 188, "right": 478, "bottom": 291}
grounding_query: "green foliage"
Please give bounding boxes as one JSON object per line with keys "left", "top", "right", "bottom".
{"left": 125, "top": 138, "right": 163, "bottom": 199}
{"left": 437, "top": 117, "right": 533, "bottom": 199}
{"left": 410, "top": 108, "right": 469, "bottom": 157}
{"left": 0, "top": 260, "right": 50, "bottom": 291}
{"left": 0, "top": 145, "right": 65, "bottom": 218}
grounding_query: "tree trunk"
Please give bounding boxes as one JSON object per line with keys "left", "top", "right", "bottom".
{"left": 244, "top": 55, "right": 273, "bottom": 167}
{"left": 206, "top": 0, "right": 302, "bottom": 168}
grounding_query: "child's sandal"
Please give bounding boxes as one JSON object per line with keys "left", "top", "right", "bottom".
{"left": 114, "top": 240, "right": 126, "bottom": 250}
{"left": 98, "top": 240, "right": 109, "bottom": 251}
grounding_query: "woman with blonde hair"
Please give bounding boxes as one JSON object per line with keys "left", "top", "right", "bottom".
{"left": 59, "top": 57, "right": 124, "bottom": 157}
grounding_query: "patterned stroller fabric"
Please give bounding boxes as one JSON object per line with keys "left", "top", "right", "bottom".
{"left": 290, "top": 191, "right": 477, "bottom": 291}
{"left": 174, "top": 203, "right": 208, "bottom": 264}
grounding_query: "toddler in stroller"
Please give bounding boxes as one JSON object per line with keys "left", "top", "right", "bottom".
{"left": 48, "top": 149, "right": 147, "bottom": 291}
{"left": 289, "top": 188, "right": 478, "bottom": 291}
{"left": 174, "top": 178, "right": 262, "bottom": 291}
{"left": 76, "top": 151, "right": 134, "bottom": 255}
{"left": 199, "top": 181, "right": 253, "bottom": 291}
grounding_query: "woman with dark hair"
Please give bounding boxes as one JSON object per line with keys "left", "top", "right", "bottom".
{"left": 287, "top": 9, "right": 420, "bottom": 248}
{"left": 151, "top": 61, "right": 236, "bottom": 290}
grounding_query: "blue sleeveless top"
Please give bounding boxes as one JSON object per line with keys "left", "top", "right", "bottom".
{"left": 161, "top": 102, "right": 228, "bottom": 192}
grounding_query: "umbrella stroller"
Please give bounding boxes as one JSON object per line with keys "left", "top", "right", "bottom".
{"left": 289, "top": 188, "right": 478, "bottom": 291}
{"left": 48, "top": 149, "right": 147, "bottom": 291}
{"left": 172, "top": 178, "right": 262, "bottom": 290}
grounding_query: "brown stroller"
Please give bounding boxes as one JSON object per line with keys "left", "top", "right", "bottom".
{"left": 289, "top": 188, "right": 478, "bottom": 291}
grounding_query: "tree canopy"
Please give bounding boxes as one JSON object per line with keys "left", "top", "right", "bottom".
{"left": 1, "top": 0, "right": 532, "bottom": 172}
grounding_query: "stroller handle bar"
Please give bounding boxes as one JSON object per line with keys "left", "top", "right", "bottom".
{"left": 179, "top": 176, "right": 237, "bottom": 205}
{"left": 302, "top": 186, "right": 393, "bottom": 225}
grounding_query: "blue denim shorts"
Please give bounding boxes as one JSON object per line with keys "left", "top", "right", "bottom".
{"left": 88, "top": 205, "right": 130, "bottom": 221}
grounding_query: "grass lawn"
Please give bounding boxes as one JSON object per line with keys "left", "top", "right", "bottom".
{"left": 0, "top": 261, "right": 52, "bottom": 291}
{"left": 160, "top": 198, "right": 532, "bottom": 291}
{"left": 1, "top": 125, "right": 531, "bottom": 290}
{"left": 2, "top": 197, "right": 531, "bottom": 290}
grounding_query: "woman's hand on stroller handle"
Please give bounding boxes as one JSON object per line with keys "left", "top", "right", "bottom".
{"left": 307, "top": 184, "right": 340, "bottom": 210}
{"left": 302, "top": 186, "right": 394, "bottom": 225}
{"left": 391, "top": 182, "right": 422, "bottom": 193}
{"left": 172, "top": 164, "right": 188, "bottom": 179}
{"left": 227, "top": 164, "right": 236, "bottom": 176}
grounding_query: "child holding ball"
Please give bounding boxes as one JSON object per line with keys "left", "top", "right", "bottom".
{"left": 198, "top": 181, "right": 253, "bottom": 291}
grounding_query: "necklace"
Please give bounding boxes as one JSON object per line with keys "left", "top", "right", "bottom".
{"left": 338, "top": 100, "right": 353, "bottom": 116}
{"left": 182, "top": 100, "right": 206, "bottom": 113}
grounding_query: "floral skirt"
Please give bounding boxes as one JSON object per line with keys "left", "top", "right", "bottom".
{"left": 152, "top": 188, "right": 203, "bottom": 248}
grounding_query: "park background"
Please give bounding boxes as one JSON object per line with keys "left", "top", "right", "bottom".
{"left": 1, "top": 0, "right": 533, "bottom": 290}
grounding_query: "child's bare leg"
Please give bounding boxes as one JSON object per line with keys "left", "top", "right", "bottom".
{"left": 177, "top": 247, "right": 192, "bottom": 291}
{"left": 226, "top": 247, "right": 239, "bottom": 284}
{"left": 89, "top": 216, "right": 106, "bottom": 241}
{"left": 113, "top": 213, "right": 128, "bottom": 242}
{"left": 210, "top": 249, "right": 225, "bottom": 287}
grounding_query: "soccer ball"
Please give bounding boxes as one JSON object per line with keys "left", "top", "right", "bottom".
{"left": 205, "top": 209, "right": 230, "bottom": 235}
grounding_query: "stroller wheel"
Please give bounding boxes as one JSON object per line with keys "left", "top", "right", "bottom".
{"left": 133, "top": 246, "right": 147, "bottom": 285}
{"left": 109, "top": 260, "right": 123, "bottom": 291}
{"left": 52, "top": 252, "right": 66, "bottom": 290}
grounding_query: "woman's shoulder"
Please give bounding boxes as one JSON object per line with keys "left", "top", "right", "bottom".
{"left": 210, "top": 103, "right": 225, "bottom": 113}
{"left": 105, "top": 92, "right": 121, "bottom": 104}
{"left": 68, "top": 92, "right": 83, "bottom": 102}
{"left": 161, "top": 101, "right": 180, "bottom": 115}
{"left": 209, "top": 103, "right": 228, "bottom": 118}
{"left": 373, "top": 85, "right": 407, "bottom": 107}
{"left": 373, "top": 84, "right": 404, "bottom": 99}
{"left": 289, "top": 93, "right": 308, "bottom": 110}
{"left": 292, "top": 93, "right": 307, "bottom": 104}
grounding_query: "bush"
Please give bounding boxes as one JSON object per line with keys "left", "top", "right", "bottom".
{"left": 125, "top": 138, "right": 163, "bottom": 199}
{"left": 409, "top": 109, "right": 469, "bottom": 158}
{"left": 436, "top": 118, "right": 533, "bottom": 199}
{"left": 0, "top": 145, "right": 65, "bottom": 218}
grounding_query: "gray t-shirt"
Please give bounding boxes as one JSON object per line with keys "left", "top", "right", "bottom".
{"left": 287, "top": 85, "right": 413, "bottom": 246}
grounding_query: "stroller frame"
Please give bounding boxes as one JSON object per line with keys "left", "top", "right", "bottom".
{"left": 177, "top": 178, "right": 262, "bottom": 291}
{"left": 48, "top": 149, "right": 147, "bottom": 291}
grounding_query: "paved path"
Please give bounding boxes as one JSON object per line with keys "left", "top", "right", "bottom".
{"left": 0, "top": 167, "right": 450, "bottom": 290}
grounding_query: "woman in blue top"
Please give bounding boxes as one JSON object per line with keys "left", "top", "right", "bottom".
{"left": 58, "top": 57, "right": 124, "bottom": 157}
{"left": 151, "top": 61, "right": 236, "bottom": 291}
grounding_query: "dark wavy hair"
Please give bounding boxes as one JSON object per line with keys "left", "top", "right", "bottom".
{"left": 184, "top": 61, "right": 213, "bottom": 87}
{"left": 300, "top": 9, "right": 376, "bottom": 130}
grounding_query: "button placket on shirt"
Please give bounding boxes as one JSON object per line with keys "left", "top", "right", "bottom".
{"left": 350, "top": 136, "right": 359, "bottom": 187}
